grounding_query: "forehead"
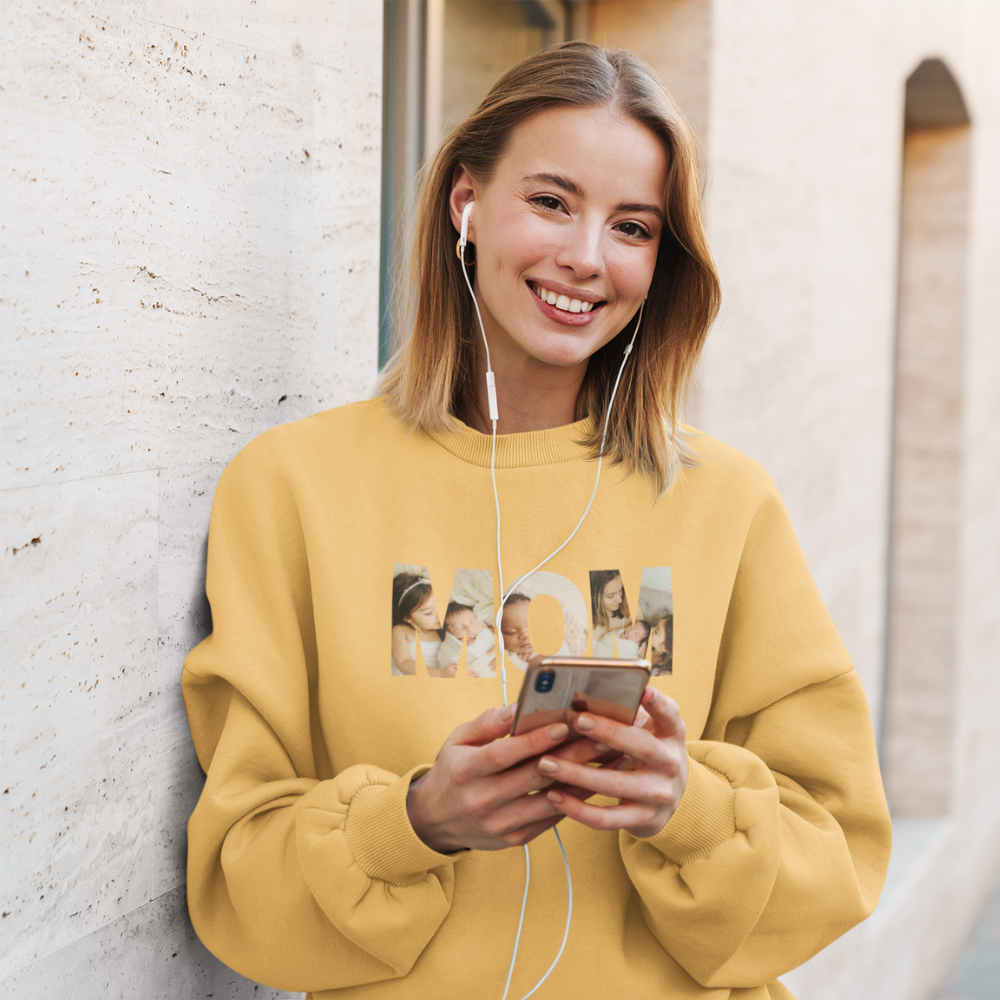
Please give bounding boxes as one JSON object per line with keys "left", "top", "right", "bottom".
{"left": 448, "top": 607, "right": 476, "bottom": 619}
{"left": 503, "top": 600, "right": 529, "bottom": 618}
{"left": 493, "top": 104, "right": 668, "bottom": 206}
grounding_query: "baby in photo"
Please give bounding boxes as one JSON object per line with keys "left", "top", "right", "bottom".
{"left": 438, "top": 602, "right": 496, "bottom": 678}
{"left": 614, "top": 618, "right": 651, "bottom": 660}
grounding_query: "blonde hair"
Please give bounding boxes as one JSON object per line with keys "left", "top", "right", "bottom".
{"left": 379, "top": 42, "right": 720, "bottom": 494}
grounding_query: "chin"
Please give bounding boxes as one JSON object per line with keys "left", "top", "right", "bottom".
{"left": 526, "top": 337, "right": 602, "bottom": 369}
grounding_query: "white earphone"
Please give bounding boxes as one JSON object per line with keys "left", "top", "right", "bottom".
{"left": 459, "top": 200, "right": 645, "bottom": 1000}
{"left": 460, "top": 202, "right": 499, "bottom": 422}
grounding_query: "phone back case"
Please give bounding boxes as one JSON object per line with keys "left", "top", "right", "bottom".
{"left": 512, "top": 658, "right": 650, "bottom": 736}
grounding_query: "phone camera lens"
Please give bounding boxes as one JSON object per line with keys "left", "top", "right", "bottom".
{"left": 535, "top": 670, "right": 555, "bottom": 693}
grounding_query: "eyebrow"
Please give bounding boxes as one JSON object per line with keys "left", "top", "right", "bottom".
{"left": 522, "top": 172, "right": 664, "bottom": 223}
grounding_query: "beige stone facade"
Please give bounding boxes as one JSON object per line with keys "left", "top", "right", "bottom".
{"left": 2, "top": 2, "right": 999, "bottom": 997}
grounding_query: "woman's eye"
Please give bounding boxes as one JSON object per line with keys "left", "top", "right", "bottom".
{"left": 616, "top": 221, "right": 652, "bottom": 240}
{"left": 532, "top": 195, "right": 563, "bottom": 212}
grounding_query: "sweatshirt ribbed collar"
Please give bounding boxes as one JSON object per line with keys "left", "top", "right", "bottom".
{"left": 425, "top": 414, "right": 595, "bottom": 469}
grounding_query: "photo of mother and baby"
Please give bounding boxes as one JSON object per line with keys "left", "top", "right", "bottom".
{"left": 589, "top": 568, "right": 673, "bottom": 674}
{"left": 390, "top": 564, "right": 673, "bottom": 677}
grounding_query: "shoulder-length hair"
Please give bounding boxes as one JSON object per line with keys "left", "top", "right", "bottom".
{"left": 590, "top": 569, "right": 632, "bottom": 632}
{"left": 379, "top": 41, "right": 720, "bottom": 495}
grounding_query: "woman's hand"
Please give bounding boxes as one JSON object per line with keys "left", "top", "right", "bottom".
{"left": 406, "top": 705, "right": 609, "bottom": 853}
{"left": 538, "top": 687, "right": 688, "bottom": 839}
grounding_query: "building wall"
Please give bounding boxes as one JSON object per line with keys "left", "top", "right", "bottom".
{"left": 0, "top": 1, "right": 382, "bottom": 995}
{"left": 590, "top": 2, "right": 1000, "bottom": 997}
{"left": 3, "top": 1, "right": 1000, "bottom": 998}
{"left": 699, "top": 2, "right": 1000, "bottom": 997}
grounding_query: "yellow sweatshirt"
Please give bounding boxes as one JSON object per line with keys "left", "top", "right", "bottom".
{"left": 183, "top": 398, "right": 891, "bottom": 1000}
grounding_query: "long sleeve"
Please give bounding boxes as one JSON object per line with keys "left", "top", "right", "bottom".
{"left": 619, "top": 484, "right": 892, "bottom": 988}
{"left": 182, "top": 401, "right": 893, "bottom": 999}
{"left": 182, "top": 434, "right": 460, "bottom": 994}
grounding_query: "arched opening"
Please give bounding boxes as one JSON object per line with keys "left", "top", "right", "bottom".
{"left": 881, "top": 58, "right": 971, "bottom": 816}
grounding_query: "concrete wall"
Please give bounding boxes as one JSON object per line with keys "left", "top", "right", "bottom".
{"left": 4, "top": 1, "right": 1000, "bottom": 997}
{"left": 589, "top": 1, "right": 1000, "bottom": 996}
{"left": 0, "top": 1, "right": 382, "bottom": 995}
{"left": 697, "top": 2, "right": 1000, "bottom": 997}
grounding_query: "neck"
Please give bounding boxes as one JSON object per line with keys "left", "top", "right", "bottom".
{"left": 463, "top": 342, "right": 588, "bottom": 435}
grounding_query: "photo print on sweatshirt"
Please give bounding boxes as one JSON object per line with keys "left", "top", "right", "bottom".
{"left": 637, "top": 566, "right": 673, "bottom": 675}
{"left": 438, "top": 568, "right": 496, "bottom": 678}
{"left": 390, "top": 563, "right": 444, "bottom": 676}
{"left": 588, "top": 567, "right": 672, "bottom": 672}
{"left": 389, "top": 563, "right": 671, "bottom": 676}
{"left": 499, "top": 570, "right": 588, "bottom": 670}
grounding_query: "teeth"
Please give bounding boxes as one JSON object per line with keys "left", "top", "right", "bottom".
{"left": 532, "top": 283, "right": 597, "bottom": 314}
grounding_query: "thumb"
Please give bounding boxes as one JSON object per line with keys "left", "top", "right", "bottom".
{"left": 447, "top": 704, "right": 516, "bottom": 748}
{"left": 642, "top": 687, "right": 685, "bottom": 741}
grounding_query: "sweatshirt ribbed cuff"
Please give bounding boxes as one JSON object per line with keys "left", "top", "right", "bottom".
{"left": 639, "top": 757, "right": 737, "bottom": 866}
{"left": 344, "top": 765, "right": 459, "bottom": 885}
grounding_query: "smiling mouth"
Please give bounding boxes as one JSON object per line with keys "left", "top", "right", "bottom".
{"left": 529, "top": 282, "right": 604, "bottom": 315}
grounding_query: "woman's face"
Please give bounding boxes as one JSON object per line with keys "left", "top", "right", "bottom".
{"left": 601, "top": 576, "right": 624, "bottom": 614}
{"left": 648, "top": 617, "right": 667, "bottom": 656}
{"left": 406, "top": 593, "right": 441, "bottom": 632}
{"left": 450, "top": 105, "right": 668, "bottom": 375}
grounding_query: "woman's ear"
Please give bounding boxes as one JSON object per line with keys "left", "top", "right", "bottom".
{"left": 449, "top": 165, "right": 476, "bottom": 239}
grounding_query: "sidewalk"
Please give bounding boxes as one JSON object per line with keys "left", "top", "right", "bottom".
{"left": 933, "top": 872, "right": 1000, "bottom": 999}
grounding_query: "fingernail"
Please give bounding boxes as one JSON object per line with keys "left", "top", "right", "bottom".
{"left": 547, "top": 790, "right": 564, "bottom": 804}
{"left": 576, "top": 715, "right": 596, "bottom": 732}
{"left": 547, "top": 723, "right": 569, "bottom": 741}
{"left": 593, "top": 741, "right": 611, "bottom": 753}
{"left": 538, "top": 757, "right": 558, "bottom": 774}
{"left": 501, "top": 704, "right": 516, "bottom": 719}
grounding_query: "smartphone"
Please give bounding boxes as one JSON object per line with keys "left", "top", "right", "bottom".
{"left": 511, "top": 655, "right": 651, "bottom": 738}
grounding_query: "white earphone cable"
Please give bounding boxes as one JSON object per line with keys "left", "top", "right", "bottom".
{"left": 461, "top": 205, "right": 642, "bottom": 1000}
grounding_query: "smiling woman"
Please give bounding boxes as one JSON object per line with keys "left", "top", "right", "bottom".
{"left": 444, "top": 104, "right": 667, "bottom": 431}
{"left": 381, "top": 42, "right": 719, "bottom": 494}
{"left": 183, "top": 40, "right": 891, "bottom": 1000}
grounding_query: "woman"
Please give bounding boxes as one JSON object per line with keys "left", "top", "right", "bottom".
{"left": 390, "top": 572, "right": 444, "bottom": 676}
{"left": 183, "top": 42, "right": 890, "bottom": 1000}
{"left": 589, "top": 569, "right": 632, "bottom": 656}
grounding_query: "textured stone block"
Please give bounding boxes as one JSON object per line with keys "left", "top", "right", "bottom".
{"left": 150, "top": 461, "right": 223, "bottom": 895}
{"left": 0, "top": 884, "right": 301, "bottom": 999}
{"left": 692, "top": 0, "right": 905, "bottom": 716}
{"left": 0, "top": 0, "right": 381, "bottom": 492}
{"left": 1, "top": 472, "right": 159, "bottom": 975}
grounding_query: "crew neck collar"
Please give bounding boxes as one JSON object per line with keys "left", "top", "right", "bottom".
{"left": 424, "top": 414, "right": 595, "bottom": 469}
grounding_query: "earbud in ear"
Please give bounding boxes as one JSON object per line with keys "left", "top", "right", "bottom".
{"left": 460, "top": 202, "right": 473, "bottom": 249}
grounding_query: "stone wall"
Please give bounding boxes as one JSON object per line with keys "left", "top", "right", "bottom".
{"left": 591, "top": 2, "right": 1000, "bottom": 997}
{"left": 0, "top": 1, "right": 382, "bottom": 995}
{"left": 697, "top": 2, "right": 1000, "bottom": 996}
{"left": 4, "top": 1, "right": 1000, "bottom": 998}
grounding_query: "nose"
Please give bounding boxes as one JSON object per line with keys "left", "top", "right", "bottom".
{"left": 554, "top": 216, "right": 605, "bottom": 279}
